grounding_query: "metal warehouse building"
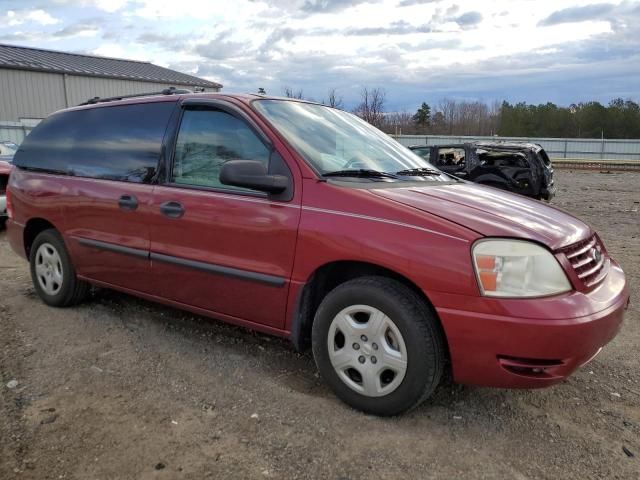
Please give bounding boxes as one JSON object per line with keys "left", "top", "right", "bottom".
{"left": 0, "top": 43, "right": 222, "bottom": 144}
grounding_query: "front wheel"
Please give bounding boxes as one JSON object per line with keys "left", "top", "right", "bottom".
{"left": 312, "top": 276, "right": 445, "bottom": 416}
{"left": 29, "top": 229, "right": 89, "bottom": 307}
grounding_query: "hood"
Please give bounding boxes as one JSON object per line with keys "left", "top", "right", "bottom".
{"left": 370, "top": 182, "right": 590, "bottom": 250}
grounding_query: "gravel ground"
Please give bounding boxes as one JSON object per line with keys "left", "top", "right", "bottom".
{"left": 1, "top": 170, "right": 639, "bottom": 480}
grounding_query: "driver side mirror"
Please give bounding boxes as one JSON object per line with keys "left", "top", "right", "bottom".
{"left": 220, "top": 160, "right": 289, "bottom": 194}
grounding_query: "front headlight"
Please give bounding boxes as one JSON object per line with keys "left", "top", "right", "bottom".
{"left": 472, "top": 239, "right": 571, "bottom": 298}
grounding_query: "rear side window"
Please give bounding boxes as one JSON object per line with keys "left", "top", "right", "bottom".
{"left": 13, "top": 111, "right": 81, "bottom": 173}
{"left": 14, "top": 102, "right": 174, "bottom": 183}
{"left": 171, "top": 108, "right": 270, "bottom": 191}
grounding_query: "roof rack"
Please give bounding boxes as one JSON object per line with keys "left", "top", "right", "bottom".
{"left": 79, "top": 87, "right": 193, "bottom": 106}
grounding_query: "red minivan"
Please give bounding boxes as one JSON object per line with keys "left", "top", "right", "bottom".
{"left": 6, "top": 92, "right": 629, "bottom": 415}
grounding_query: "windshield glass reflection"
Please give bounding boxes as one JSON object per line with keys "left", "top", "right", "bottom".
{"left": 253, "top": 100, "right": 443, "bottom": 177}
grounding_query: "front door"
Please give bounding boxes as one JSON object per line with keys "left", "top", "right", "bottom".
{"left": 148, "top": 102, "right": 301, "bottom": 330}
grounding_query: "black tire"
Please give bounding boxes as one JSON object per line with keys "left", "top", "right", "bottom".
{"left": 0, "top": 218, "right": 6, "bottom": 230}
{"left": 29, "top": 229, "right": 89, "bottom": 307}
{"left": 312, "top": 276, "right": 445, "bottom": 416}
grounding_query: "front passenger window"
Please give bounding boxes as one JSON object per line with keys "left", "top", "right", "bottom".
{"left": 172, "top": 109, "right": 270, "bottom": 191}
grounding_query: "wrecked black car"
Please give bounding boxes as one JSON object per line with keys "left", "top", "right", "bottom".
{"left": 408, "top": 142, "right": 555, "bottom": 200}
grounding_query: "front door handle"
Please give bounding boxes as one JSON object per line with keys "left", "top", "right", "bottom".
{"left": 160, "top": 201, "right": 185, "bottom": 219}
{"left": 118, "top": 194, "right": 138, "bottom": 211}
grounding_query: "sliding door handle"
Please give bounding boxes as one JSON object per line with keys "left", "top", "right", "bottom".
{"left": 118, "top": 194, "right": 138, "bottom": 211}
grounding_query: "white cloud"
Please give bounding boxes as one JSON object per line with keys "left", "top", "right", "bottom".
{"left": 4, "top": 9, "right": 60, "bottom": 26}
{"left": 91, "top": 43, "right": 150, "bottom": 61}
{"left": 28, "top": 9, "right": 61, "bottom": 25}
{"left": 51, "top": 0, "right": 130, "bottom": 13}
{"left": 2, "top": 0, "right": 639, "bottom": 108}
{"left": 130, "top": 0, "right": 270, "bottom": 19}
{"left": 90, "top": 0, "right": 129, "bottom": 12}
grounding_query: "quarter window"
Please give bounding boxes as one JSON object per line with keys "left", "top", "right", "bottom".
{"left": 13, "top": 102, "right": 174, "bottom": 183}
{"left": 172, "top": 109, "right": 270, "bottom": 192}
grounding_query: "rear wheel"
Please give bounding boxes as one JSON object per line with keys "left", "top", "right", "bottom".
{"left": 312, "top": 276, "right": 445, "bottom": 416}
{"left": 29, "top": 229, "right": 89, "bottom": 307}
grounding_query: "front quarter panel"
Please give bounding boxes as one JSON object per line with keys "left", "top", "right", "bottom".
{"left": 292, "top": 179, "right": 480, "bottom": 297}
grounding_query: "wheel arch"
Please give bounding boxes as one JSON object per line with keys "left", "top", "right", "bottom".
{"left": 23, "top": 217, "right": 58, "bottom": 258}
{"left": 289, "top": 260, "right": 450, "bottom": 362}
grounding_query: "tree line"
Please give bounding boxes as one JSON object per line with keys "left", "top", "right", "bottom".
{"left": 276, "top": 86, "right": 640, "bottom": 139}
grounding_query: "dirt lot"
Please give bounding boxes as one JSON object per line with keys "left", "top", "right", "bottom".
{"left": 1, "top": 170, "right": 639, "bottom": 480}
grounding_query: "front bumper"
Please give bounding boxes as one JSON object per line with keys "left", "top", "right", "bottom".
{"left": 436, "top": 261, "right": 629, "bottom": 388}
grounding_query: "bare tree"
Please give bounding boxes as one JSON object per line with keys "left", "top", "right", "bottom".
{"left": 431, "top": 111, "right": 446, "bottom": 134}
{"left": 283, "top": 86, "right": 304, "bottom": 99}
{"left": 488, "top": 100, "right": 502, "bottom": 136}
{"left": 324, "top": 88, "right": 344, "bottom": 109}
{"left": 382, "top": 111, "right": 414, "bottom": 135}
{"left": 438, "top": 98, "right": 457, "bottom": 135}
{"left": 429, "top": 98, "right": 502, "bottom": 136}
{"left": 353, "top": 87, "right": 386, "bottom": 128}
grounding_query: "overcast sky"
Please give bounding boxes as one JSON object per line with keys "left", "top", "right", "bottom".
{"left": 1, "top": 0, "right": 639, "bottom": 111}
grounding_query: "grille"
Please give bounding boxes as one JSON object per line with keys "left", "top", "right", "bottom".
{"left": 561, "top": 235, "right": 608, "bottom": 288}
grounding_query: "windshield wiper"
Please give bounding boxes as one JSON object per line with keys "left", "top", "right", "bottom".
{"left": 395, "top": 167, "right": 442, "bottom": 176}
{"left": 322, "top": 169, "right": 399, "bottom": 179}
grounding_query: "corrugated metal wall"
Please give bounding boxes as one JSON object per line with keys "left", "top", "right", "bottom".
{"left": 0, "top": 67, "right": 220, "bottom": 144}
{"left": 0, "top": 67, "right": 219, "bottom": 122}
{"left": 393, "top": 135, "right": 640, "bottom": 161}
{"left": 0, "top": 69, "right": 67, "bottom": 122}
{"left": 63, "top": 75, "right": 218, "bottom": 107}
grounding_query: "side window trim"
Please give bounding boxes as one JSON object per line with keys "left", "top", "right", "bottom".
{"left": 155, "top": 100, "right": 183, "bottom": 185}
{"left": 165, "top": 100, "right": 277, "bottom": 198}
{"left": 160, "top": 181, "right": 269, "bottom": 199}
{"left": 180, "top": 98, "right": 273, "bottom": 148}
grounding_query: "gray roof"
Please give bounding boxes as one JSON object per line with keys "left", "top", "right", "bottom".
{"left": 0, "top": 43, "right": 221, "bottom": 89}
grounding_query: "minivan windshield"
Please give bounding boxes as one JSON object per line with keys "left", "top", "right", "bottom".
{"left": 253, "top": 100, "right": 447, "bottom": 180}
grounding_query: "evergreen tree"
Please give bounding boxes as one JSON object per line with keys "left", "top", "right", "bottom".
{"left": 413, "top": 102, "right": 431, "bottom": 131}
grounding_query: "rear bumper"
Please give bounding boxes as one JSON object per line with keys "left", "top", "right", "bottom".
{"left": 6, "top": 219, "right": 26, "bottom": 258}
{"left": 437, "top": 262, "right": 629, "bottom": 388}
